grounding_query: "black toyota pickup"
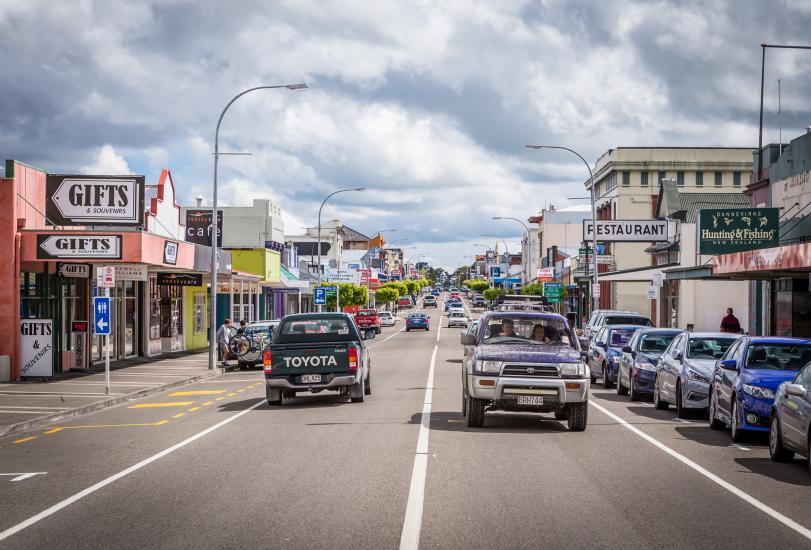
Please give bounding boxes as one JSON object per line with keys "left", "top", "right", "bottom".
{"left": 262, "top": 313, "right": 374, "bottom": 406}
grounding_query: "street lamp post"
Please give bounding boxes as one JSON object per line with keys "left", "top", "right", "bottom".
{"left": 525, "top": 145, "right": 599, "bottom": 313}
{"left": 481, "top": 234, "right": 510, "bottom": 254}
{"left": 316, "top": 187, "right": 366, "bottom": 308}
{"left": 492, "top": 216, "right": 531, "bottom": 283}
{"left": 209, "top": 83, "right": 307, "bottom": 371}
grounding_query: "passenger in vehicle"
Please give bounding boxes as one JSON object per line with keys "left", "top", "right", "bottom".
{"left": 530, "top": 324, "right": 550, "bottom": 343}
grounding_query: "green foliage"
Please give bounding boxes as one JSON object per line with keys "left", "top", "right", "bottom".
{"left": 464, "top": 279, "right": 489, "bottom": 293}
{"left": 521, "top": 282, "right": 545, "bottom": 296}
{"left": 404, "top": 280, "right": 419, "bottom": 294}
{"left": 483, "top": 287, "right": 506, "bottom": 301}
{"left": 318, "top": 282, "right": 368, "bottom": 309}
{"left": 374, "top": 287, "right": 400, "bottom": 305}
{"left": 381, "top": 281, "right": 408, "bottom": 297}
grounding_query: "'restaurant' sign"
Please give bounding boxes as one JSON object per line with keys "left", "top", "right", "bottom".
{"left": 157, "top": 273, "right": 202, "bottom": 286}
{"left": 37, "top": 234, "right": 122, "bottom": 259}
{"left": 583, "top": 220, "right": 668, "bottom": 242}
{"left": 185, "top": 209, "right": 222, "bottom": 247}
{"left": 46, "top": 175, "right": 144, "bottom": 226}
{"left": 698, "top": 208, "right": 779, "bottom": 254}
{"left": 56, "top": 262, "right": 90, "bottom": 278}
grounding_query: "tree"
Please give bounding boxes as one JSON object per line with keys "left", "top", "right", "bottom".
{"left": 521, "top": 282, "right": 544, "bottom": 296}
{"left": 381, "top": 281, "right": 408, "bottom": 296}
{"left": 483, "top": 287, "right": 506, "bottom": 301}
{"left": 374, "top": 286, "right": 399, "bottom": 308}
{"left": 319, "top": 282, "right": 368, "bottom": 309}
{"left": 404, "top": 280, "right": 419, "bottom": 294}
{"left": 464, "top": 279, "right": 489, "bottom": 293}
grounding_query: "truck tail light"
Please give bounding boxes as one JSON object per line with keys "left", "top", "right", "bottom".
{"left": 263, "top": 350, "right": 272, "bottom": 373}
{"left": 348, "top": 346, "right": 358, "bottom": 370}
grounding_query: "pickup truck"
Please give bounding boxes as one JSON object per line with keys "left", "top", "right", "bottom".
{"left": 263, "top": 313, "right": 374, "bottom": 406}
{"left": 460, "top": 311, "right": 590, "bottom": 430}
{"left": 354, "top": 309, "right": 381, "bottom": 334}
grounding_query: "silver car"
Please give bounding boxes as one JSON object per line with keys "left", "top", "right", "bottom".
{"left": 770, "top": 363, "right": 811, "bottom": 475}
{"left": 378, "top": 311, "right": 397, "bottom": 327}
{"left": 447, "top": 311, "right": 469, "bottom": 328}
{"left": 653, "top": 332, "right": 738, "bottom": 417}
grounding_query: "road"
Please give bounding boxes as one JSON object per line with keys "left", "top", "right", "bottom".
{"left": 0, "top": 296, "right": 809, "bottom": 549}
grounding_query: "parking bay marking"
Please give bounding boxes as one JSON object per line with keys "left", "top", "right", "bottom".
{"left": 0, "top": 473, "right": 47, "bottom": 482}
{"left": 0, "top": 398, "right": 265, "bottom": 543}
{"left": 589, "top": 400, "right": 811, "bottom": 542}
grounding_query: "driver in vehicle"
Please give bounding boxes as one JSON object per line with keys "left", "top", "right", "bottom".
{"left": 500, "top": 319, "right": 519, "bottom": 338}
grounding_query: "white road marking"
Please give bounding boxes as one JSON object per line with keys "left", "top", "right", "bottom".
{"left": 0, "top": 391, "right": 124, "bottom": 397}
{"left": 675, "top": 418, "right": 691, "bottom": 424}
{"left": 590, "top": 400, "right": 811, "bottom": 541}
{"left": 399, "top": 344, "right": 438, "bottom": 550}
{"left": 729, "top": 443, "right": 751, "bottom": 451}
{"left": 0, "top": 473, "right": 47, "bottom": 482}
{"left": 0, "top": 398, "right": 265, "bottom": 543}
{"left": 0, "top": 406, "right": 69, "bottom": 410}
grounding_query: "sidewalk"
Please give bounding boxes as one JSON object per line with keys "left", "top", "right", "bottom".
{"left": 0, "top": 350, "right": 221, "bottom": 438}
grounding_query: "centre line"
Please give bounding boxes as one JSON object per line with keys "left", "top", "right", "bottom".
{"left": 0, "top": 398, "right": 265, "bottom": 543}
{"left": 399, "top": 343, "right": 438, "bottom": 550}
{"left": 589, "top": 400, "right": 811, "bottom": 542}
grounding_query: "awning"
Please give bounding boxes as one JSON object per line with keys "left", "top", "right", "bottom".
{"left": 261, "top": 265, "right": 309, "bottom": 290}
{"left": 597, "top": 265, "right": 673, "bottom": 283}
{"left": 663, "top": 265, "right": 714, "bottom": 280}
{"left": 713, "top": 242, "right": 811, "bottom": 278}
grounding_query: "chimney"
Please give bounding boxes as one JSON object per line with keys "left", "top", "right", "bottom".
{"left": 195, "top": 195, "right": 203, "bottom": 207}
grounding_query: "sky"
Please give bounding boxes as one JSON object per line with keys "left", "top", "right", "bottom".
{"left": 2, "top": 0, "right": 811, "bottom": 269}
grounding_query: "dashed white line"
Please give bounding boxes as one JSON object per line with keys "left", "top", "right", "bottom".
{"left": 590, "top": 400, "right": 811, "bottom": 542}
{"left": 729, "top": 443, "right": 751, "bottom": 451}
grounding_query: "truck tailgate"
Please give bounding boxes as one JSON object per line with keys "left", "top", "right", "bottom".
{"left": 270, "top": 342, "right": 355, "bottom": 376}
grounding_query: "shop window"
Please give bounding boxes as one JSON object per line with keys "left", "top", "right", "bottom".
{"left": 193, "top": 293, "right": 206, "bottom": 334}
{"left": 161, "top": 285, "right": 183, "bottom": 338}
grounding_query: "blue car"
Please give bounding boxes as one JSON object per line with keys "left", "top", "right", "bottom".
{"left": 709, "top": 337, "right": 811, "bottom": 442}
{"left": 617, "top": 328, "right": 682, "bottom": 400}
{"left": 432, "top": 289, "right": 440, "bottom": 297}
{"left": 587, "top": 324, "right": 639, "bottom": 389}
{"left": 406, "top": 313, "right": 430, "bottom": 331}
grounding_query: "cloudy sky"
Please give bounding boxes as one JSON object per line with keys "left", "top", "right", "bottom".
{"left": 2, "top": 0, "right": 811, "bottom": 268}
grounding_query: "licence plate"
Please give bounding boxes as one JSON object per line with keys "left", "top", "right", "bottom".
{"left": 301, "top": 374, "right": 322, "bottom": 384}
{"left": 516, "top": 395, "right": 544, "bottom": 405}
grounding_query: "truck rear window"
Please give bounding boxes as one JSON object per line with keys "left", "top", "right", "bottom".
{"left": 274, "top": 318, "right": 358, "bottom": 343}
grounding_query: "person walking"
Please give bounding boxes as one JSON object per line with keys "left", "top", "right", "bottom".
{"left": 217, "top": 319, "right": 233, "bottom": 367}
{"left": 719, "top": 308, "right": 742, "bottom": 334}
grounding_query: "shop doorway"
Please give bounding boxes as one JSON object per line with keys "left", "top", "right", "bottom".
{"left": 92, "top": 281, "right": 140, "bottom": 364}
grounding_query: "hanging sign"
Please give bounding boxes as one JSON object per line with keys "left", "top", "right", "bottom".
{"left": 97, "top": 265, "right": 116, "bottom": 288}
{"left": 184, "top": 209, "right": 222, "bottom": 247}
{"left": 37, "top": 234, "right": 121, "bottom": 259}
{"left": 46, "top": 175, "right": 144, "bottom": 226}
{"left": 97, "top": 264, "right": 147, "bottom": 281}
{"left": 20, "top": 319, "right": 54, "bottom": 378}
{"left": 56, "top": 262, "right": 91, "bottom": 278}
{"left": 698, "top": 208, "right": 779, "bottom": 254}
{"left": 163, "top": 241, "right": 179, "bottom": 265}
{"left": 583, "top": 220, "right": 668, "bottom": 242}
{"left": 157, "top": 273, "right": 202, "bottom": 286}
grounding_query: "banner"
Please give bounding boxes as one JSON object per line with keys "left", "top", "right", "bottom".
{"left": 698, "top": 208, "right": 779, "bottom": 254}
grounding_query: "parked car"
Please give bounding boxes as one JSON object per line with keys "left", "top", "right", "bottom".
{"left": 424, "top": 295, "right": 438, "bottom": 308}
{"left": 406, "top": 313, "right": 430, "bottom": 331}
{"left": 378, "top": 311, "right": 397, "bottom": 327}
{"left": 263, "top": 313, "right": 374, "bottom": 405}
{"left": 617, "top": 328, "right": 682, "bottom": 400}
{"left": 460, "top": 311, "right": 589, "bottom": 430}
{"left": 583, "top": 309, "right": 617, "bottom": 341}
{"left": 447, "top": 311, "right": 469, "bottom": 328}
{"left": 236, "top": 320, "right": 281, "bottom": 369}
{"left": 709, "top": 337, "right": 811, "bottom": 442}
{"left": 653, "top": 332, "right": 738, "bottom": 417}
{"left": 354, "top": 309, "right": 381, "bottom": 334}
{"left": 769, "top": 362, "right": 811, "bottom": 473}
{"left": 588, "top": 311, "right": 653, "bottom": 343}
{"left": 587, "top": 325, "right": 639, "bottom": 388}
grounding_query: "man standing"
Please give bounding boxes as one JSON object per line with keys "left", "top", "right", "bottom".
{"left": 720, "top": 308, "right": 742, "bottom": 334}
{"left": 217, "top": 319, "right": 232, "bottom": 367}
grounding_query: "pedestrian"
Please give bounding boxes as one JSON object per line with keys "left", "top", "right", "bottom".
{"left": 719, "top": 308, "right": 742, "bottom": 334}
{"left": 236, "top": 320, "right": 247, "bottom": 335}
{"left": 217, "top": 319, "right": 232, "bottom": 366}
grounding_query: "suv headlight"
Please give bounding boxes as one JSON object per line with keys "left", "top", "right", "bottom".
{"left": 742, "top": 384, "right": 774, "bottom": 400}
{"left": 560, "top": 362, "right": 586, "bottom": 379}
{"left": 476, "top": 360, "right": 502, "bottom": 374}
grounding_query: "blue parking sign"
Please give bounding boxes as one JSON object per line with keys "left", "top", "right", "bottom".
{"left": 94, "top": 297, "right": 111, "bottom": 335}
{"left": 314, "top": 287, "right": 327, "bottom": 305}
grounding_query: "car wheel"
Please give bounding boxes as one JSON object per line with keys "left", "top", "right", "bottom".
{"left": 616, "top": 369, "right": 628, "bottom": 396}
{"left": 675, "top": 381, "right": 688, "bottom": 419}
{"left": 554, "top": 410, "right": 568, "bottom": 420}
{"left": 708, "top": 387, "right": 725, "bottom": 430}
{"left": 466, "top": 397, "right": 486, "bottom": 428}
{"left": 461, "top": 385, "right": 467, "bottom": 417}
{"left": 628, "top": 370, "right": 640, "bottom": 401}
{"left": 602, "top": 363, "right": 613, "bottom": 389}
{"left": 730, "top": 397, "right": 745, "bottom": 443}
{"left": 567, "top": 402, "right": 588, "bottom": 431}
{"left": 653, "top": 378, "right": 669, "bottom": 410}
{"left": 351, "top": 378, "right": 366, "bottom": 403}
{"left": 590, "top": 368, "right": 597, "bottom": 385}
{"left": 406, "top": 328, "right": 410, "bottom": 332}
{"left": 376, "top": 328, "right": 381, "bottom": 335}
{"left": 769, "top": 414, "right": 794, "bottom": 462}
{"left": 364, "top": 369, "right": 372, "bottom": 395}
{"left": 267, "top": 388, "right": 283, "bottom": 406}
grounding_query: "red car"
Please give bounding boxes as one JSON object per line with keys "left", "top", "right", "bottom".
{"left": 354, "top": 309, "right": 381, "bottom": 334}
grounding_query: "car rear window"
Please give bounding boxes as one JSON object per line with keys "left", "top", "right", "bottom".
{"left": 605, "top": 315, "right": 652, "bottom": 326}
{"left": 356, "top": 311, "right": 376, "bottom": 317}
{"left": 609, "top": 328, "right": 636, "bottom": 346}
{"left": 274, "top": 318, "right": 358, "bottom": 343}
{"left": 640, "top": 333, "right": 677, "bottom": 353}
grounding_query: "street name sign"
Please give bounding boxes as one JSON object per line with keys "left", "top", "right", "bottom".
{"left": 583, "top": 220, "right": 668, "bottom": 242}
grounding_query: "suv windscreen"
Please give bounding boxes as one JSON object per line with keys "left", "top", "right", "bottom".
{"left": 481, "top": 316, "right": 572, "bottom": 347}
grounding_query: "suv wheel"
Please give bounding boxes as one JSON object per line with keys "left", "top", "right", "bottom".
{"left": 653, "top": 378, "right": 669, "bottom": 410}
{"left": 567, "top": 402, "right": 588, "bottom": 431}
{"left": 350, "top": 377, "right": 366, "bottom": 403}
{"left": 466, "top": 397, "right": 486, "bottom": 428}
{"left": 267, "top": 388, "right": 283, "bottom": 406}
{"left": 364, "top": 369, "right": 372, "bottom": 395}
{"left": 769, "top": 414, "right": 794, "bottom": 462}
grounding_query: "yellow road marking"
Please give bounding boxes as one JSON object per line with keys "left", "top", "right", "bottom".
{"left": 237, "top": 389, "right": 246, "bottom": 393}
{"left": 202, "top": 401, "right": 213, "bottom": 406}
{"left": 447, "top": 419, "right": 464, "bottom": 423}
{"left": 172, "top": 413, "right": 186, "bottom": 418}
{"left": 187, "top": 407, "right": 200, "bottom": 412}
{"left": 214, "top": 397, "right": 225, "bottom": 401}
{"left": 168, "top": 390, "right": 226, "bottom": 396}
{"left": 44, "top": 428, "right": 64, "bottom": 434}
{"left": 227, "top": 393, "right": 237, "bottom": 396}
{"left": 13, "top": 436, "right": 36, "bottom": 444}
{"left": 128, "top": 402, "right": 194, "bottom": 409}
{"left": 42, "top": 420, "right": 169, "bottom": 431}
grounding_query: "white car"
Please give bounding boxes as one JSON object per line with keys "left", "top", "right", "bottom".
{"left": 378, "top": 311, "right": 397, "bottom": 327}
{"left": 447, "top": 312, "right": 469, "bottom": 328}
{"left": 448, "top": 306, "right": 465, "bottom": 315}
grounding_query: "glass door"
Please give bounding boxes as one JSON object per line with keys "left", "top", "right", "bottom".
{"left": 122, "top": 280, "right": 138, "bottom": 358}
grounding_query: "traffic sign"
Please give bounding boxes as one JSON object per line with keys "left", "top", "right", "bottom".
{"left": 578, "top": 247, "right": 593, "bottom": 255}
{"left": 543, "top": 282, "right": 563, "bottom": 303}
{"left": 94, "top": 297, "right": 111, "bottom": 335}
{"left": 314, "top": 288, "right": 327, "bottom": 305}
{"left": 97, "top": 265, "right": 115, "bottom": 288}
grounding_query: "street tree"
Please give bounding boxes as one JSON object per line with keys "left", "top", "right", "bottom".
{"left": 374, "top": 287, "right": 399, "bottom": 309}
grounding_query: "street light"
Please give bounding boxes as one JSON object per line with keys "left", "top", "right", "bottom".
{"left": 481, "top": 234, "right": 510, "bottom": 254}
{"left": 317, "top": 187, "right": 367, "bottom": 290}
{"left": 209, "top": 82, "right": 307, "bottom": 371}
{"left": 492, "top": 216, "right": 531, "bottom": 283}
{"left": 525, "top": 145, "right": 599, "bottom": 312}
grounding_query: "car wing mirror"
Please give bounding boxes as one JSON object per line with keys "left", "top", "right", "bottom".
{"left": 785, "top": 383, "right": 806, "bottom": 397}
{"left": 460, "top": 334, "right": 476, "bottom": 346}
{"left": 719, "top": 359, "right": 737, "bottom": 371}
{"left": 596, "top": 341, "right": 607, "bottom": 349}
{"left": 672, "top": 350, "right": 683, "bottom": 361}
{"left": 621, "top": 346, "right": 632, "bottom": 353}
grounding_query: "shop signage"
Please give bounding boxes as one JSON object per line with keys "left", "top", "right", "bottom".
{"left": 583, "top": 220, "right": 668, "bottom": 242}
{"left": 264, "top": 240, "right": 285, "bottom": 253}
{"left": 185, "top": 209, "right": 222, "bottom": 247}
{"left": 97, "top": 265, "right": 116, "bottom": 288}
{"left": 698, "top": 208, "right": 779, "bottom": 254}
{"left": 46, "top": 175, "right": 144, "bottom": 226}
{"left": 37, "top": 234, "right": 121, "bottom": 259}
{"left": 537, "top": 267, "right": 554, "bottom": 281}
{"left": 772, "top": 169, "right": 811, "bottom": 212}
{"left": 72, "top": 322, "right": 88, "bottom": 370}
{"left": 56, "top": 262, "right": 90, "bottom": 278}
{"left": 714, "top": 241, "right": 810, "bottom": 275}
{"left": 72, "top": 321, "right": 89, "bottom": 332}
{"left": 325, "top": 269, "right": 361, "bottom": 284}
{"left": 163, "top": 241, "right": 179, "bottom": 265}
{"left": 20, "top": 319, "right": 54, "bottom": 378}
{"left": 646, "top": 286, "right": 659, "bottom": 300}
{"left": 97, "top": 264, "right": 147, "bottom": 281}
{"left": 592, "top": 283, "right": 601, "bottom": 299}
{"left": 157, "top": 273, "right": 202, "bottom": 287}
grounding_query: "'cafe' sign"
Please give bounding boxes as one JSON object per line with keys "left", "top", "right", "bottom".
{"left": 46, "top": 174, "right": 145, "bottom": 226}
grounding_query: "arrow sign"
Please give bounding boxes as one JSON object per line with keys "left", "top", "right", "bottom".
{"left": 93, "top": 297, "right": 111, "bottom": 335}
{"left": 37, "top": 234, "right": 121, "bottom": 259}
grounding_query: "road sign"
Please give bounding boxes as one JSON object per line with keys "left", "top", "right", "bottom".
{"left": 592, "top": 283, "right": 601, "bottom": 299}
{"left": 578, "top": 247, "right": 593, "bottom": 255}
{"left": 94, "top": 297, "right": 111, "bottom": 335}
{"left": 97, "top": 265, "right": 115, "bottom": 288}
{"left": 314, "top": 287, "right": 327, "bottom": 305}
{"left": 543, "top": 282, "right": 563, "bottom": 303}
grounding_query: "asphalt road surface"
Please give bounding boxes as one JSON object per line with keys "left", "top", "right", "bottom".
{"left": 0, "top": 297, "right": 809, "bottom": 549}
